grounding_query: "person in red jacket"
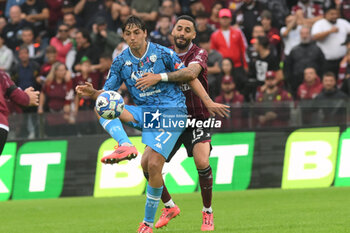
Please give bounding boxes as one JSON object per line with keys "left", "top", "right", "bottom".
{"left": 297, "top": 67, "right": 323, "bottom": 100}
{"left": 0, "top": 71, "right": 39, "bottom": 154}
{"left": 210, "top": 8, "right": 248, "bottom": 92}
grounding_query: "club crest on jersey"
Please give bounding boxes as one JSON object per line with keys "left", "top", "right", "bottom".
{"left": 150, "top": 54, "right": 157, "bottom": 62}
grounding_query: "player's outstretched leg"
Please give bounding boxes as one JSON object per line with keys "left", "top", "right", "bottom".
{"left": 99, "top": 117, "right": 138, "bottom": 164}
{"left": 143, "top": 172, "right": 180, "bottom": 228}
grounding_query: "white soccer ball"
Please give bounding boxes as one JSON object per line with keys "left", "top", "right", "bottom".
{"left": 95, "top": 91, "right": 125, "bottom": 119}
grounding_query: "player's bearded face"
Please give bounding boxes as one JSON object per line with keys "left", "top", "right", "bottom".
{"left": 172, "top": 19, "right": 196, "bottom": 50}
{"left": 174, "top": 35, "right": 191, "bottom": 49}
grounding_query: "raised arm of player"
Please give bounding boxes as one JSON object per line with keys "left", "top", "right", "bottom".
{"left": 188, "top": 79, "right": 230, "bottom": 118}
{"left": 135, "top": 63, "right": 200, "bottom": 90}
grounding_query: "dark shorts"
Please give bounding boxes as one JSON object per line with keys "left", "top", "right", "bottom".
{"left": 166, "top": 124, "right": 212, "bottom": 162}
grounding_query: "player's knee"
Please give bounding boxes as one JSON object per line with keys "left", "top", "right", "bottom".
{"left": 147, "top": 160, "right": 162, "bottom": 175}
{"left": 194, "top": 158, "right": 209, "bottom": 170}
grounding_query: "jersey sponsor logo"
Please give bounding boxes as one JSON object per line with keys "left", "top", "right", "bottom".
{"left": 124, "top": 60, "right": 132, "bottom": 66}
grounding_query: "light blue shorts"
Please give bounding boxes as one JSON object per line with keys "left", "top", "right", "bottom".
{"left": 124, "top": 105, "right": 187, "bottom": 159}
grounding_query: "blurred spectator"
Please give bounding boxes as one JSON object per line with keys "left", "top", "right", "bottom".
{"left": 72, "top": 29, "right": 99, "bottom": 73}
{"left": 73, "top": 58, "right": 101, "bottom": 110}
{"left": 188, "top": 0, "right": 205, "bottom": 18}
{"left": 131, "top": 0, "right": 158, "bottom": 33}
{"left": 0, "top": 34, "right": 14, "bottom": 72}
{"left": 63, "top": 12, "right": 78, "bottom": 38}
{"left": 193, "top": 11, "right": 214, "bottom": 45}
{"left": 291, "top": 0, "right": 323, "bottom": 27}
{"left": 260, "top": 10, "right": 281, "bottom": 58}
{"left": 211, "top": 8, "right": 247, "bottom": 92}
{"left": 19, "top": 27, "right": 45, "bottom": 64}
{"left": 74, "top": 0, "right": 104, "bottom": 29}
{"left": 101, "top": 0, "right": 121, "bottom": 31}
{"left": 150, "top": 15, "right": 173, "bottom": 48}
{"left": 2, "top": 5, "right": 34, "bottom": 50}
{"left": 316, "top": 72, "right": 347, "bottom": 100}
{"left": 50, "top": 23, "right": 72, "bottom": 64}
{"left": 297, "top": 67, "right": 323, "bottom": 100}
{"left": 159, "top": 0, "right": 177, "bottom": 26}
{"left": 336, "top": 0, "right": 350, "bottom": 21}
{"left": 340, "top": 50, "right": 350, "bottom": 95}
{"left": 216, "top": 59, "right": 244, "bottom": 104}
{"left": 259, "top": 0, "right": 289, "bottom": 28}
{"left": 249, "top": 36, "right": 282, "bottom": 86}
{"left": 261, "top": 10, "right": 280, "bottom": 47}
{"left": 285, "top": 26, "right": 325, "bottom": 97}
{"left": 61, "top": 0, "right": 77, "bottom": 14}
{"left": 215, "top": 75, "right": 244, "bottom": 129}
{"left": 45, "top": 0, "right": 64, "bottom": 35}
{"left": 11, "top": 45, "right": 41, "bottom": 91}
{"left": 313, "top": 72, "right": 347, "bottom": 124}
{"left": 115, "top": 4, "right": 131, "bottom": 36}
{"left": 198, "top": 34, "right": 222, "bottom": 99}
{"left": 4, "top": 0, "right": 25, "bottom": 18}
{"left": 208, "top": 1, "right": 223, "bottom": 30}
{"left": 0, "top": 16, "right": 6, "bottom": 34}
{"left": 92, "top": 53, "right": 113, "bottom": 87}
{"left": 38, "top": 62, "right": 74, "bottom": 136}
{"left": 235, "top": 0, "right": 267, "bottom": 42}
{"left": 256, "top": 70, "right": 292, "bottom": 126}
{"left": 72, "top": 58, "right": 101, "bottom": 134}
{"left": 91, "top": 16, "right": 122, "bottom": 57}
{"left": 280, "top": 15, "right": 301, "bottom": 57}
{"left": 11, "top": 45, "right": 41, "bottom": 139}
{"left": 20, "top": 0, "right": 50, "bottom": 38}
{"left": 40, "top": 45, "right": 58, "bottom": 78}
{"left": 246, "top": 24, "right": 265, "bottom": 64}
{"left": 312, "top": 7, "right": 350, "bottom": 77}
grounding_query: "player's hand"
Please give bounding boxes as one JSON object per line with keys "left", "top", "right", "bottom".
{"left": 206, "top": 101, "right": 230, "bottom": 118}
{"left": 76, "top": 82, "right": 96, "bottom": 98}
{"left": 24, "top": 87, "right": 40, "bottom": 106}
{"left": 135, "top": 73, "right": 161, "bottom": 91}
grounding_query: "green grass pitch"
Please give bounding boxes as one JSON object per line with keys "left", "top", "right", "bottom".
{"left": 1, "top": 187, "right": 350, "bottom": 233}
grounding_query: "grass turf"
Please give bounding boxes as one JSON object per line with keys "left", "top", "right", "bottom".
{"left": 1, "top": 187, "right": 350, "bottom": 233}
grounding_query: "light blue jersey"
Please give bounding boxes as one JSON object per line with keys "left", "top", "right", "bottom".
{"left": 101, "top": 42, "right": 187, "bottom": 159}
{"left": 103, "top": 42, "right": 186, "bottom": 109}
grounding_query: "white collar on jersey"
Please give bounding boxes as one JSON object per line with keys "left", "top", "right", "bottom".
{"left": 177, "top": 43, "right": 193, "bottom": 57}
{"left": 128, "top": 42, "right": 150, "bottom": 61}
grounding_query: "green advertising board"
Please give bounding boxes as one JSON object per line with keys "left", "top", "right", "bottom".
{"left": 163, "top": 132, "right": 255, "bottom": 193}
{"left": 335, "top": 128, "right": 350, "bottom": 187}
{"left": 282, "top": 127, "right": 339, "bottom": 189}
{"left": 12, "top": 141, "right": 67, "bottom": 200}
{"left": 94, "top": 137, "right": 147, "bottom": 197}
{"left": 0, "top": 143, "right": 17, "bottom": 201}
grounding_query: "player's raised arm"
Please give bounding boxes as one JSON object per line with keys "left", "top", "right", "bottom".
{"left": 188, "top": 78, "right": 230, "bottom": 118}
{"left": 135, "top": 63, "right": 201, "bottom": 91}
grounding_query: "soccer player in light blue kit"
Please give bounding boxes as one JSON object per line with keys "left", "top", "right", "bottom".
{"left": 77, "top": 16, "right": 228, "bottom": 233}
{"left": 77, "top": 16, "right": 189, "bottom": 233}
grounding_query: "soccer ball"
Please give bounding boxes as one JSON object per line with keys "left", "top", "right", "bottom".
{"left": 95, "top": 91, "right": 125, "bottom": 119}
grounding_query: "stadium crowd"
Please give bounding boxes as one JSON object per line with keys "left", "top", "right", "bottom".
{"left": 1, "top": 0, "right": 350, "bottom": 137}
